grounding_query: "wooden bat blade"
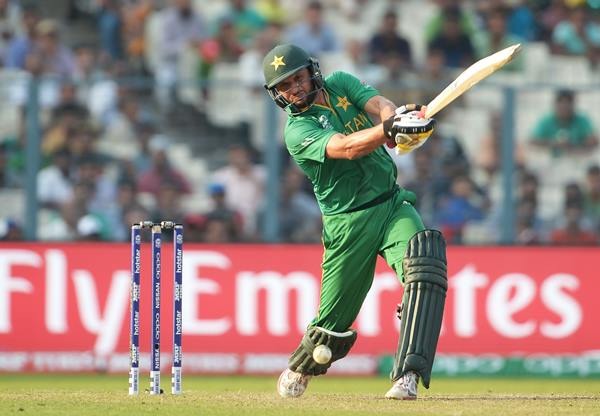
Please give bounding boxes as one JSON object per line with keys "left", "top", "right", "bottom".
{"left": 424, "top": 43, "right": 522, "bottom": 119}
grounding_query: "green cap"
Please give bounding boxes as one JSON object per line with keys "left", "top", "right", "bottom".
{"left": 262, "top": 44, "right": 312, "bottom": 89}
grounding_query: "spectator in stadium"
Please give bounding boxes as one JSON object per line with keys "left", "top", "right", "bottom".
{"left": 76, "top": 213, "right": 106, "bottom": 241}
{"left": 398, "top": 149, "right": 446, "bottom": 240}
{"left": 255, "top": 0, "right": 287, "bottom": 26}
{"left": 30, "top": 19, "right": 76, "bottom": 78}
{"left": 221, "top": 0, "right": 266, "bottom": 49}
{"left": 276, "top": 165, "right": 322, "bottom": 243}
{"left": 121, "top": 0, "right": 154, "bottom": 71}
{"left": 41, "top": 102, "right": 88, "bottom": 158}
{"left": 64, "top": 122, "right": 100, "bottom": 167}
{"left": 0, "top": 142, "right": 21, "bottom": 187}
{"left": 514, "top": 196, "right": 544, "bottom": 245}
{"left": 72, "top": 44, "right": 104, "bottom": 101}
{"left": 203, "top": 182, "right": 244, "bottom": 242}
{"left": 476, "top": 111, "right": 526, "bottom": 184}
{"left": 504, "top": 0, "right": 538, "bottom": 42}
{"left": 74, "top": 153, "right": 117, "bottom": 215}
{"left": 473, "top": 5, "right": 524, "bottom": 71}
{"left": 4, "top": 3, "right": 39, "bottom": 69}
{"left": 137, "top": 134, "right": 192, "bottom": 198}
{"left": 212, "top": 17, "right": 245, "bottom": 63}
{"left": 0, "top": 0, "right": 20, "bottom": 33}
{"left": 400, "top": 47, "right": 454, "bottom": 107}
{"left": 61, "top": 179, "right": 107, "bottom": 239}
{"left": 122, "top": 204, "right": 150, "bottom": 239}
{"left": 335, "top": 38, "right": 387, "bottom": 87}
{"left": 37, "top": 149, "right": 73, "bottom": 210}
{"left": 153, "top": 0, "right": 207, "bottom": 107}
{"left": 85, "top": 59, "right": 129, "bottom": 125}
{"left": 486, "top": 169, "right": 542, "bottom": 244}
{"left": 331, "top": 0, "right": 384, "bottom": 42}
{"left": 149, "top": 181, "right": 186, "bottom": 230}
{"left": 0, "top": 32, "right": 11, "bottom": 64}
{"left": 427, "top": 6, "right": 476, "bottom": 68}
{"left": 104, "top": 179, "right": 145, "bottom": 241}
{"left": 583, "top": 164, "right": 600, "bottom": 227}
{"left": 0, "top": 218, "right": 23, "bottom": 241}
{"left": 537, "top": 0, "right": 569, "bottom": 43}
{"left": 473, "top": 1, "right": 536, "bottom": 42}
{"left": 181, "top": 213, "right": 205, "bottom": 242}
{"left": 202, "top": 216, "right": 238, "bottom": 243}
{"left": 549, "top": 199, "right": 599, "bottom": 245}
{"left": 551, "top": 5, "right": 600, "bottom": 67}
{"left": 0, "top": 108, "right": 26, "bottom": 185}
{"left": 518, "top": 171, "right": 539, "bottom": 203}
{"left": 95, "top": 0, "right": 124, "bottom": 62}
{"left": 564, "top": 181, "right": 585, "bottom": 207}
{"left": 514, "top": 169, "right": 541, "bottom": 219}
{"left": 436, "top": 175, "right": 486, "bottom": 243}
{"left": 396, "top": 112, "right": 472, "bottom": 210}
{"left": 99, "top": 93, "right": 145, "bottom": 159}
{"left": 284, "top": 1, "right": 340, "bottom": 58}
{"left": 367, "top": 9, "right": 413, "bottom": 74}
{"left": 423, "top": 111, "right": 471, "bottom": 184}
{"left": 530, "top": 89, "right": 598, "bottom": 157}
{"left": 211, "top": 143, "right": 265, "bottom": 239}
{"left": 424, "top": 0, "right": 476, "bottom": 44}
{"left": 131, "top": 121, "right": 158, "bottom": 173}
{"left": 0, "top": 0, "right": 20, "bottom": 65}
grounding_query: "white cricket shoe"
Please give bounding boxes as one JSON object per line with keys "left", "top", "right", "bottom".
{"left": 277, "top": 368, "right": 312, "bottom": 398}
{"left": 384, "top": 371, "right": 419, "bottom": 400}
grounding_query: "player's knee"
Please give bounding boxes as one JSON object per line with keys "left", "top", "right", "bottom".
{"left": 402, "top": 229, "right": 447, "bottom": 288}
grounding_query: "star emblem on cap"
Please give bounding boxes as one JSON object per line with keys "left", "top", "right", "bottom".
{"left": 336, "top": 96, "right": 352, "bottom": 111}
{"left": 270, "top": 55, "right": 286, "bottom": 71}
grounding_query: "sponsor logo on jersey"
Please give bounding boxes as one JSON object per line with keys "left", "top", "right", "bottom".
{"left": 318, "top": 115, "right": 333, "bottom": 130}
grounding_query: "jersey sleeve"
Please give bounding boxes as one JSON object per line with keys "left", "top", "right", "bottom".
{"left": 329, "top": 71, "right": 380, "bottom": 110}
{"left": 285, "top": 117, "right": 337, "bottom": 163}
{"left": 579, "top": 114, "right": 596, "bottom": 136}
{"left": 531, "top": 115, "right": 553, "bottom": 141}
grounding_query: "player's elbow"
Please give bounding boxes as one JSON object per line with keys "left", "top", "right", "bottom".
{"left": 344, "top": 145, "right": 364, "bottom": 160}
{"left": 325, "top": 146, "right": 362, "bottom": 160}
{"left": 327, "top": 135, "right": 364, "bottom": 159}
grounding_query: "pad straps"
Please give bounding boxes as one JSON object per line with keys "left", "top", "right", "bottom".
{"left": 289, "top": 326, "right": 357, "bottom": 376}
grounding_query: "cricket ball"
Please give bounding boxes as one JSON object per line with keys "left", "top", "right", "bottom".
{"left": 312, "top": 345, "right": 332, "bottom": 364}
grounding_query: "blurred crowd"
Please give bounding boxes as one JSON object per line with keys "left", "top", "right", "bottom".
{"left": 0, "top": 0, "right": 599, "bottom": 244}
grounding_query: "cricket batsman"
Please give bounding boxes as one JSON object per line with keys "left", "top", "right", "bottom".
{"left": 262, "top": 44, "right": 447, "bottom": 400}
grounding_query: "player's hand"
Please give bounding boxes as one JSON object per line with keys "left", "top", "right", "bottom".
{"left": 383, "top": 104, "right": 436, "bottom": 153}
{"left": 383, "top": 104, "right": 424, "bottom": 148}
{"left": 394, "top": 103, "right": 425, "bottom": 118}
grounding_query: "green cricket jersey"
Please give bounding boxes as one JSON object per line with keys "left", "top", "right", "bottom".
{"left": 284, "top": 71, "right": 397, "bottom": 215}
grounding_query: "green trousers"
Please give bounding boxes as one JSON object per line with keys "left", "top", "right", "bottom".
{"left": 312, "top": 189, "right": 424, "bottom": 332}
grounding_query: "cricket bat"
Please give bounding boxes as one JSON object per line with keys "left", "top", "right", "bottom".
{"left": 424, "top": 44, "right": 522, "bottom": 119}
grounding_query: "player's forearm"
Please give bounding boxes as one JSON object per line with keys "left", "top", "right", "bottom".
{"left": 377, "top": 99, "right": 397, "bottom": 122}
{"left": 364, "top": 95, "right": 396, "bottom": 124}
{"left": 325, "top": 126, "right": 387, "bottom": 160}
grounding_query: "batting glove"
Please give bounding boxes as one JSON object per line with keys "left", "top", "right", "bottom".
{"left": 383, "top": 104, "right": 436, "bottom": 154}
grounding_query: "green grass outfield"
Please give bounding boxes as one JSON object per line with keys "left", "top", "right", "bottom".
{"left": 0, "top": 374, "right": 599, "bottom": 416}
